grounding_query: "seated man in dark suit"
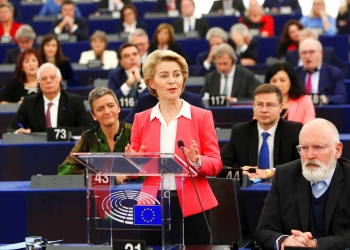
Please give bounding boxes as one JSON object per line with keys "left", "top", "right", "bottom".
{"left": 200, "top": 43, "right": 261, "bottom": 103}
{"left": 171, "top": 0, "right": 210, "bottom": 38}
{"left": 4, "top": 24, "right": 35, "bottom": 64}
{"left": 124, "top": 90, "right": 205, "bottom": 123}
{"left": 209, "top": 0, "right": 245, "bottom": 16}
{"left": 108, "top": 43, "right": 147, "bottom": 98}
{"left": 194, "top": 27, "right": 227, "bottom": 76}
{"left": 262, "top": 0, "right": 301, "bottom": 14}
{"left": 7, "top": 63, "right": 92, "bottom": 135}
{"left": 221, "top": 84, "right": 303, "bottom": 180}
{"left": 295, "top": 38, "right": 347, "bottom": 105}
{"left": 51, "top": 0, "right": 89, "bottom": 41}
{"left": 256, "top": 118, "right": 350, "bottom": 250}
{"left": 286, "top": 28, "right": 347, "bottom": 77}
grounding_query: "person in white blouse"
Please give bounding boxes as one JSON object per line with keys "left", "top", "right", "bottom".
{"left": 79, "top": 30, "right": 118, "bottom": 70}
{"left": 115, "top": 4, "right": 147, "bottom": 35}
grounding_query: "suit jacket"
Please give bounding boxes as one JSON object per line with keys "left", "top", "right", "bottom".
{"left": 51, "top": 17, "right": 89, "bottom": 41}
{"left": 286, "top": 47, "right": 347, "bottom": 77}
{"left": 262, "top": 0, "right": 301, "bottom": 14}
{"left": 172, "top": 18, "right": 210, "bottom": 38}
{"left": 255, "top": 158, "right": 350, "bottom": 250}
{"left": 4, "top": 47, "right": 21, "bottom": 64}
{"left": 194, "top": 50, "right": 214, "bottom": 76}
{"left": 221, "top": 119, "right": 302, "bottom": 168}
{"left": 108, "top": 67, "right": 128, "bottom": 97}
{"left": 148, "top": 42, "right": 191, "bottom": 65}
{"left": 79, "top": 50, "right": 118, "bottom": 70}
{"left": 57, "top": 60, "right": 80, "bottom": 87}
{"left": 228, "top": 38, "right": 259, "bottom": 63}
{"left": 131, "top": 105, "right": 222, "bottom": 217}
{"left": 209, "top": 0, "right": 245, "bottom": 15}
{"left": 295, "top": 63, "right": 347, "bottom": 104}
{"left": 123, "top": 90, "right": 206, "bottom": 124}
{"left": 287, "top": 95, "right": 315, "bottom": 124}
{"left": 7, "top": 90, "right": 93, "bottom": 135}
{"left": 200, "top": 65, "right": 261, "bottom": 100}
{"left": 115, "top": 20, "right": 147, "bottom": 34}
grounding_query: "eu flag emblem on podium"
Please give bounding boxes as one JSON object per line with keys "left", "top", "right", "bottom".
{"left": 134, "top": 205, "right": 162, "bottom": 226}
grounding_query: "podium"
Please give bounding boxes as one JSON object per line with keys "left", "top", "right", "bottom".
{"left": 72, "top": 152, "right": 194, "bottom": 249}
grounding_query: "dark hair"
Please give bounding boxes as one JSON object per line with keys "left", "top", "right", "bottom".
{"left": 120, "top": 4, "right": 138, "bottom": 23}
{"left": 117, "top": 42, "right": 140, "bottom": 60}
{"left": 38, "top": 34, "right": 68, "bottom": 66}
{"left": 264, "top": 62, "right": 306, "bottom": 99}
{"left": 14, "top": 48, "right": 43, "bottom": 84}
{"left": 278, "top": 20, "right": 303, "bottom": 57}
{"left": 253, "top": 84, "right": 283, "bottom": 104}
{"left": 61, "top": 0, "right": 76, "bottom": 7}
{"left": 152, "top": 23, "right": 176, "bottom": 45}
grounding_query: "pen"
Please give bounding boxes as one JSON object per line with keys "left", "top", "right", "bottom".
{"left": 18, "top": 123, "right": 24, "bottom": 129}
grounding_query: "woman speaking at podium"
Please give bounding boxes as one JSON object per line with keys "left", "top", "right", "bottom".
{"left": 58, "top": 87, "right": 132, "bottom": 176}
{"left": 125, "top": 50, "right": 222, "bottom": 245}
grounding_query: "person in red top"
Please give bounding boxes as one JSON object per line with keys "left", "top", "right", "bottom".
{"left": 238, "top": 0, "right": 274, "bottom": 38}
{"left": 277, "top": 19, "right": 304, "bottom": 58}
{"left": 0, "top": 2, "right": 22, "bottom": 43}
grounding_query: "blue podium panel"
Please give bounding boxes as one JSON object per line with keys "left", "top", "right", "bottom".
{"left": 319, "top": 35, "right": 349, "bottom": 62}
{"left": 88, "top": 19, "right": 119, "bottom": 35}
{"left": 273, "top": 14, "right": 302, "bottom": 36}
{"left": 30, "top": 21, "right": 52, "bottom": 35}
{"left": 0, "top": 44, "right": 16, "bottom": 64}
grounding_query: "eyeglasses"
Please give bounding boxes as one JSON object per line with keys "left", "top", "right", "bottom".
{"left": 253, "top": 102, "right": 281, "bottom": 110}
{"left": 296, "top": 143, "right": 336, "bottom": 155}
{"left": 300, "top": 50, "right": 318, "bottom": 56}
{"left": 40, "top": 75, "right": 58, "bottom": 82}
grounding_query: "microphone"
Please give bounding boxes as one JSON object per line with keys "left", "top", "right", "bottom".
{"left": 177, "top": 140, "right": 213, "bottom": 249}
{"left": 230, "top": 168, "right": 256, "bottom": 173}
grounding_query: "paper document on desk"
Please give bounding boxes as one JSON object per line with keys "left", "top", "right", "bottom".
{"left": 0, "top": 242, "right": 25, "bottom": 249}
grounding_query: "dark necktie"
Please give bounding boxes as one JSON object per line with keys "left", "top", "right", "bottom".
{"left": 46, "top": 102, "right": 53, "bottom": 128}
{"left": 222, "top": 74, "right": 228, "bottom": 96}
{"left": 259, "top": 132, "right": 270, "bottom": 169}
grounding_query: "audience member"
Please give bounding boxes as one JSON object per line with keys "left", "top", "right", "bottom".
{"left": 7, "top": 63, "right": 92, "bottom": 135}
{"left": 4, "top": 24, "right": 35, "bottom": 64}
{"left": 221, "top": 84, "right": 302, "bottom": 180}
{"left": 285, "top": 28, "right": 346, "bottom": 76}
{"left": 0, "top": 2, "right": 22, "bottom": 43}
{"left": 336, "top": 0, "right": 350, "bottom": 34}
{"left": 124, "top": 90, "right": 205, "bottom": 124}
{"left": 79, "top": 30, "right": 118, "bottom": 70}
{"left": 39, "top": 0, "right": 82, "bottom": 18}
{"left": 128, "top": 28, "right": 149, "bottom": 63}
{"left": 0, "top": 49, "right": 42, "bottom": 103}
{"left": 95, "top": 0, "right": 130, "bottom": 14}
{"left": 0, "top": 0, "right": 22, "bottom": 21}
{"left": 265, "top": 62, "right": 315, "bottom": 124}
{"left": 256, "top": 118, "right": 350, "bottom": 250}
{"left": 115, "top": 4, "right": 147, "bottom": 35}
{"left": 263, "top": 0, "right": 301, "bottom": 14}
{"left": 238, "top": 0, "right": 274, "bottom": 38}
{"left": 108, "top": 43, "right": 146, "bottom": 97}
{"left": 277, "top": 19, "right": 303, "bottom": 58}
{"left": 195, "top": 27, "right": 227, "bottom": 76}
{"left": 50, "top": 0, "right": 89, "bottom": 41}
{"left": 58, "top": 87, "right": 132, "bottom": 175}
{"left": 39, "top": 34, "right": 79, "bottom": 87}
{"left": 155, "top": 0, "right": 180, "bottom": 12}
{"left": 295, "top": 38, "right": 347, "bottom": 105}
{"left": 300, "top": 0, "right": 336, "bottom": 36}
{"left": 209, "top": 0, "right": 245, "bottom": 16}
{"left": 172, "top": 0, "right": 210, "bottom": 38}
{"left": 200, "top": 43, "right": 260, "bottom": 103}
{"left": 148, "top": 23, "right": 190, "bottom": 65}
{"left": 228, "top": 23, "right": 258, "bottom": 66}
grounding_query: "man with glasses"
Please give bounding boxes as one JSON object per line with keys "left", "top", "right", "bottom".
{"left": 256, "top": 118, "right": 350, "bottom": 250}
{"left": 221, "top": 84, "right": 302, "bottom": 180}
{"left": 7, "top": 63, "right": 92, "bottom": 135}
{"left": 295, "top": 37, "right": 347, "bottom": 105}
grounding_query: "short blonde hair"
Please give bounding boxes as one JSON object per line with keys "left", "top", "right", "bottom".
{"left": 309, "top": 0, "right": 327, "bottom": 18}
{"left": 142, "top": 50, "right": 189, "bottom": 98}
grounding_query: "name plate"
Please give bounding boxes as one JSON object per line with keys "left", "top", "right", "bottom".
{"left": 119, "top": 31, "right": 129, "bottom": 41}
{"left": 185, "top": 30, "right": 199, "bottom": 39}
{"left": 279, "top": 6, "right": 292, "bottom": 14}
{"left": 113, "top": 240, "right": 146, "bottom": 250}
{"left": 0, "top": 35, "right": 13, "bottom": 44}
{"left": 311, "top": 27, "right": 324, "bottom": 36}
{"left": 112, "top": 11, "right": 121, "bottom": 19}
{"left": 310, "top": 94, "right": 322, "bottom": 106}
{"left": 118, "top": 96, "right": 135, "bottom": 108}
{"left": 57, "top": 33, "right": 70, "bottom": 42}
{"left": 47, "top": 128, "right": 69, "bottom": 141}
{"left": 167, "top": 9, "right": 179, "bottom": 17}
{"left": 249, "top": 29, "right": 260, "bottom": 37}
{"left": 87, "top": 59, "right": 103, "bottom": 68}
{"left": 209, "top": 95, "right": 227, "bottom": 106}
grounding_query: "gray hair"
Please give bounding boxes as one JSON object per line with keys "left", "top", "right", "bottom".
{"left": 299, "top": 28, "right": 319, "bottom": 40}
{"left": 230, "top": 23, "right": 252, "bottom": 40}
{"left": 0, "top": 2, "right": 14, "bottom": 12}
{"left": 299, "top": 37, "right": 323, "bottom": 52}
{"left": 214, "top": 43, "right": 237, "bottom": 61}
{"left": 90, "top": 30, "right": 108, "bottom": 45}
{"left": 205, "top": 27, "right": 228, "bottom": 42}
{"left": 128, "top": 28, "right": 149, "bottom": 42}
{"left": 15, "top": 24, "right": 36, "bottom": 41}
{"left": 88, "top": 87, "right": 119, "bottom": 113}
{"left": 36, "top": 63, "right": 62, "bottom": 81}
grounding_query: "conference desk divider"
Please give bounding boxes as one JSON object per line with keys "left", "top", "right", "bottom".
{"left": 72, "top": 152, "right": 189, "bottom": 249}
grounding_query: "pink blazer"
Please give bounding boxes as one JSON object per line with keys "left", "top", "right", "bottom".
{"left": 131, "top": 105, "right": 222, "bottom": 217}
{"left": 288, "top": 95, "right": 315, "bottom": 124}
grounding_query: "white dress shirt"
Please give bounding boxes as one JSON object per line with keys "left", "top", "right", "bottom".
{"left": 220, "top": 65, "right": 235, "bottom": 97}
{"left": 183, "top": 16, "right": 196, "bottom": 32}
{"left": 123, "top": 21, "right": 137, "bottom": 33}
{"left": 43, "top": 92, "right": 60, "bottom": 128}
{"left": 257, "top": 122, "right": 278, "bottom": 169}
{"left": 54, "top": 19, "right": 78, "bottom": 35}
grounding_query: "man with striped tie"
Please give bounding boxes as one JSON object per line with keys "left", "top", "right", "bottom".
{"left": 220, "top": 84, "right": 303, "bottom": 180}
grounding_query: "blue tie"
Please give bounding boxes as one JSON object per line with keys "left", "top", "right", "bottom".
{"left": 188, "top": 18, "right": 192, "bottom": 31}
{"left": 259, "top": 132, "right": 270, "bottom": 169}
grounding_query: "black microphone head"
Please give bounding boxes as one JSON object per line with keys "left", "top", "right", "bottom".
{"left": 248, "top": 168, "right": 257, "bottom": 173}
{"left": 177, "top": 140, "right": 185, "bottom": 149}
{"left": 69, "top": 137, "right": 75, "bottom": 142}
